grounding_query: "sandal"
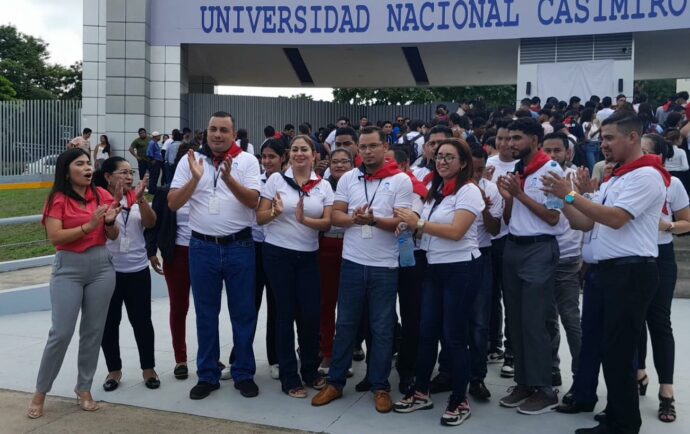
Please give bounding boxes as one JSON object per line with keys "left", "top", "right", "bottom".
{"left": 27, "top": 395, "right": 45, "bottom": 419}
{"left": 659, "top": 395, "right": 676, "bottom": 423}
{"left": 309, "top": 376, "right": 327, "bottom": 390}
{"left": 74, "top": 390, "right": 99, "bottom": 412}
{"left": 103, "top": 371, "right": 122, "bottom": 392}
{"left": 288, "top": 387, "right": 308, "bottom": 399}
{"left": 638, "top": 374, "right": 649, "bottom": 396}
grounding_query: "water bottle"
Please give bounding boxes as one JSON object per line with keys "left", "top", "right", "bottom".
{"left": 398, "top": 225, "right": 416, "bottom": 267}
{"left": 545, "top": 161, "right": 564, "bottom": 210}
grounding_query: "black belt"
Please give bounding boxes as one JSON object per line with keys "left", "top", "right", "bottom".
{"left": 192, "top": 228, "right": 252, "bottom": 245}
{"left": 479, "top": 246, "right": 492, "bottom": 255}
{"left": 598, "top": 256, "right": 655, "bottom": 269}
{"left": 507, "top": 234, "right": 555, "bottom": 245}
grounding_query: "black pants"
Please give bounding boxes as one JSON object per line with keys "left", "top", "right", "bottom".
{"left": 396, "top": 250, "right": 427, "bottom": 378}
{"left": 101, "top": 268, "right": 155, "bottom": 372}
{"left": 638, "top": 242, "right": 676, "bottom": 384}
{"left": 489, "top": 235, "right": 512, "bottom": 355}
{"left": 136, "top": 159, "right": 148, "bottom": 181}
{"left": 148, "top": 160, "right": 162, "bottom": 195}
{"left": 599, "top": 260, "right": 658, "bottom": 434}
{"left": 230, "top": 242, "right": 278, "bottom": 366}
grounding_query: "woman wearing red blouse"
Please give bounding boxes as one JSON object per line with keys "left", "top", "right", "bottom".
{"left": 28, "top": 148, "right": 121, "bottom": 419}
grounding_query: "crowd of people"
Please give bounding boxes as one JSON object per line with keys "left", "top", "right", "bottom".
{"left": 30, "top": 91, "right": 690, "bottom": 434}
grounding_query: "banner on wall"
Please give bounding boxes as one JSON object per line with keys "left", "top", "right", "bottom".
{"left": 150, "top": 0, "right": 690, "bottom": 46}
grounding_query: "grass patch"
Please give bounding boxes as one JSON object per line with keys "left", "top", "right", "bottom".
{"left": 0, "top": 222, "right": 54, "bottom": 261}
{"left": 0, "top": 189, "right": 50, "bottom": 218}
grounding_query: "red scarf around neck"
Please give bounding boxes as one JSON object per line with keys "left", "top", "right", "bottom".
{"left": 422, "top": 171, "right": 435, "bottom": 186}
{"left": 301, "top": 177, "right": 322, "bottom": 195}
{"left": 442, "top": 179, "right": 458, "bottom": 197}
{"left": 606, "top": 154, "right": 672, "bottom": 214}
{"left": 212, "top": 142, "right": 242, "bottom": 167}
{"left": 360, "top": 160, "right": 402, "bottom": 181}
{"left": 406, "top": 171, "right": 429, "bottom": 199}
{"left": 518, "top": 150, "right": 552, "bottom": 188}
{"left": 125, "top": 190, "right": 138, "bottom": 208}
{"left": 354, "top": 154, "right": 363, "bottom": 167}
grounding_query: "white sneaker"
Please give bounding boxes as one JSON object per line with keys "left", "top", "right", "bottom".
{"left": 220, "top": 366, "right": 232, "bottom": 380}
{"left": 270, "top": 364, "right": 280, "bottom": 380}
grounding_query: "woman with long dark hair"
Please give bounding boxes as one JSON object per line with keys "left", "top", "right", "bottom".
{"left": 28, "top": 148, "right": 120, "bottom": 419}
{"left": 94, "top": 157, "right": 159, "bottom": 392}
{"left": 257, "top": 135, "right": 333, "bottom": 398}
{"left": 236, "top": 128, "right": 255, "bottom": 155}
{"left": 393, "top": 138, "right": 484, "bottom": 427}
{"left": 93, "top": 135, "right": 111, "bottom": 169}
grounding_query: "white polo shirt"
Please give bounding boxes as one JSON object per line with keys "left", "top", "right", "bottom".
{"left": 556, "top": 167, "right": 583, "bottom": 259}
{"left": 508, "top": 160, "right": 566, "bottom": 237}
{"left": 335, "top": 168, "right": 413, "bottom": 268}
{"left": 106, "top": 197, "right": 148, "bottom": 273}
{"left": 175, "top": 202, "right": 191, "bottom": 247}
{"left": 590, "top": 167, "right": 666, "bottom": 261}
{"left": 412, "top": 166, "right": 432, "bottom": 184}
{"left": 261, "top": 168, "right": 334, "bottom": 252}
{"left": 170, "top": 151, "right": 261, "bottom": 237}
{"left": 420, "top": 183, "right": 485, "bottom": 264}
{"left": 658, "top": 176, "right": 689, "bottom": 245}
{"left": 486, "top": 155, "right": 516, "bottom": 240}
{"left": 476, "top": 178, "right": 503, "bottom": 248}
{"left": 252, "top": 173, "right": 268, "bottom": 242}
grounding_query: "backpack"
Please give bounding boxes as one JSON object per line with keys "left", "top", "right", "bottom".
{"left": 398, "top": 133, "right": 422, "bottom": 163}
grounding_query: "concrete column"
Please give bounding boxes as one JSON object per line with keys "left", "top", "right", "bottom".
{"left": 82, "top": 0, "right": 107, "bottom": 148}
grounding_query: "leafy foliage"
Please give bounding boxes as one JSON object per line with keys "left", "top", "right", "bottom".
{"left": 0, "top": 75, "right": 16, "bottom": 100}
{"left": 333, "top": 85, "right": 517, "bottom": 108}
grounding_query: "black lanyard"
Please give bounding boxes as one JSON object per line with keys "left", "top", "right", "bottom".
{"left": 121, "top": 207, "right": 131, "bottom": 237}
{"left": 363, "top": 179, "right": 382, "bottom": 209}
{"left": 209, "top": 158, "right": 222, "bottom": 192}
{"left": 601, "top": 176, "right": 620, "bottom": 206}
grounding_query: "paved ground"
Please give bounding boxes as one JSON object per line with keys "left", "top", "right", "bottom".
{"left": 0, "top": 265, "right": 51, "bottom": 290}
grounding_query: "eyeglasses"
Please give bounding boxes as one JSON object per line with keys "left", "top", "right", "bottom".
{"left": 335, "top": 140, "right": 354, "bottom": 147}
{"left": 435, "top": 154, "right": 457, "bottom": 164}
{"left": 331, "top": 159, "right": 352, "bottom": 166}
{"left": 357, "top": 143, "right": 383, "bottom": 152}
{"left": 113, "top": 170, "right": 136, "bottom": 176}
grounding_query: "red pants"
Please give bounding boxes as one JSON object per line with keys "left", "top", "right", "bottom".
{"left": 319, "top": 236, "right": 343, "bottom": 358}
{"left": 163, "top": 245, "right": 191, "bottom": 363}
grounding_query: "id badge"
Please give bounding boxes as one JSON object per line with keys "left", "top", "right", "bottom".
{"left": 361, "top": 224, "right": 373, "bottom": 239}
{"left": 208, "top": 196, "right": 220, "bottom": 215}
{"left": 120, "top": 236, "right": 131, "bottom": 253}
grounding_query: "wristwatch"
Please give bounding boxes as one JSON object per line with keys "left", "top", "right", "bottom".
{"left": 564, "top": 191, "right": 577, "bottom": 204}
{"left": 416, "top": 219, "right": 426, "bottom": 232}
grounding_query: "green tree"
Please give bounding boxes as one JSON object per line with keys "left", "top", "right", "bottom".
{"left": 0, "top": 25, "right": 81, "bottom": 100}
{"left": 288, "top": 93, "right": 314, "bottom": 101}
{"left": 634, "top": 79, "right": 677, "bottom": 107}
{"left": 0, "top": 75, "right": 16, "bottom": 100}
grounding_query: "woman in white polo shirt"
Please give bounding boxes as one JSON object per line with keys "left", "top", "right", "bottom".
{"left": 256, "top": 135, "right": 334, "bottom": 398}
{"left": 637, "top": 134, "right": 690, "bottom": 423}
{"left": 94, "top": 157, "right": 159, "bottom": 392}
{"left": 393, "top": 138, "right": 484, "bottom": 427}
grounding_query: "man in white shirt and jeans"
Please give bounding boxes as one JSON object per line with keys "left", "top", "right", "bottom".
{"left": 543, "top": 112, "right": 668, "bottom": 434}
{"left": 169, "top": 111, "right": 261, "bottom": 401}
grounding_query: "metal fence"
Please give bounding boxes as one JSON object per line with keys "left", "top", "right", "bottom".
{"left": 187, "top": 94, "right": 458, "bottom": 146}
{"left": 0, "top": 100, "right": 82, "bottom": 177}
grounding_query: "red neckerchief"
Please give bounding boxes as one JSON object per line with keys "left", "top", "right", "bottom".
{"left": 301, "top": 177, "right": 322, "bottom": 195}
{"left": 663, "top": 101, "right": 673, "bottom": 112}
{"left": 606, "top": 154, "right": 672, "bottom": 214}
{"left": 406, "top": 171, "right": 429, "bottom": 199}
{"left": 359, "top": 160, "right": 402, "bottom": 181}
{"left": 442, "top": 179, "right": 457, "bottom": 197}
{"left": 354, "top": 154, "right": 363, "bottom": 167}
{"left": 125, "top": 190, "right": 138, "bottom": 208}
{"left": 422, "top": 171, "right": 435, "bottom": 185}
{"left": 517, "top": 150, "right": 552, "bottom": 188}
{"left": 212, "top": 142, "right": 242, "bottom": 168}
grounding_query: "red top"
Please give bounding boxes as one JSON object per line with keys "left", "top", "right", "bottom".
{"left": 43, "top": 187, "right": 115, "bottom": 253}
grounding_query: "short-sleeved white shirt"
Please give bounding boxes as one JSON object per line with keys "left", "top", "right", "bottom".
{"left": 175, "top": 202, "right": 191, "bottom": 246}
{"left": 486, "top": 155, "right": 516, "bottom": 239}
{"left": 508, "top": 160, "right": 566, "bottom": 236}
{"left": 170, "top": 151, "right": 261, "bottom": 236}
{"left": 252, "top": 173, "right": 268, "bottom": 242}
{"left": 556, "top": 167, "right": 583, "bottom": 259}
{"left": 420, "top": 183, "right": 485, "bottom": 264}
{"left": 335, "top": 168, "right": 413, "bottom": 268}
{"left": 397, "top": 132, "right": 425, "bottom": 158}
{"left": 590, "top": 167, "right": 666, "bottom": 260}
{"left": 476, "top": 178, "right": 503, "bottom": 248}
{"left": 261, "top": 168, "right": 334, "bottom": 252}
{"left": 658, "top": 176, "right": 689, "bottom": 245}
{"left": 412, "top": 166, "right": 432, "bottom": 184}
{"left": 107, "top": 197, "right": 148, "bottom": 273}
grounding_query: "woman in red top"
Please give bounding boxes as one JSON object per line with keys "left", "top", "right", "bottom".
{"left": 28, "top": 148, "right": 120, "bottom": 419}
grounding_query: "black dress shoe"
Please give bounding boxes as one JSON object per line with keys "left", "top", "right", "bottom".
{"left": 355, "top": 377, "right": 372, "bottom": 392}
{"left": 468, "top": 380, "right": 491, "bottom": 400}
{"left": 575, "top": 423, "right": 609, "bottom": 434}
{"left": 594, "top": 410, "right": 607, "bottom": 422}
{"left": 552, "top": 371, "right": 563, "bottom": 387}
{"left": 353, "top": 347, "right": 365, "bottom": 362}
{"left": 429, "top": 372, "right": 452, "bottom": 394}
{"left": 557, "top": 401, "right": 595, "bottom": 413}
{"left": 174, "top": 364, "right": 188, "bottom": 380}
{"left": 145, "top": 377, "right": 160, "bottom": 389}
{"left": 235, "top": 379, "right": 259, "bottom": 398}
{"left": 103, "top": 378, "right": 119, "bottom": 392}
{"left": 190, "top": 382, "right": 220, "bottom": 400}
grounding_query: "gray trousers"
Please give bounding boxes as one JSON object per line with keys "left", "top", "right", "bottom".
{"left": 35, "top": 246, "right": 115, "bottom": 393}
{"left": 548, "top": 256, "right": 583, "bottom": 377}
{"left": 503, "top": 237, "right": 559, "bottom": 388}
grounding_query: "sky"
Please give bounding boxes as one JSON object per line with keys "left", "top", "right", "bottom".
{"left": 0, "top": 0, "right": 334, "bottom": 101}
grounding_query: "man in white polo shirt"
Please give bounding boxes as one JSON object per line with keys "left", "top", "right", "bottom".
{"left": 312, "top": 126, "right": 413, "bottom": 413}
{"left": 497, "top": 117, "right": 565, "bottom": 415}
{"left": 168, "top": 111, "right": 261, "bottom": 401}
{"left": 543, "top": 111, "right": 668, "bottom": 434}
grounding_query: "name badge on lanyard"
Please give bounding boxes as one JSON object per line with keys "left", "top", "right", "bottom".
{"left": 120, "top": 207, "right": 131, "bottom": 252}
{"left": 361, "top": 224, "right": 373, "bottom": 239}
{"left": 209, "top": 162, "right": 222, "bottom": 215}
{"left": 360, "top": 178, "right": 381, "bottom": 239}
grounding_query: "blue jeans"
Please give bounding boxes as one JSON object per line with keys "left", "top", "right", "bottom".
{"left": 584, "top": 141, "right": 602, "bottom": 174}
{"left": 328, "top": 259, "right": 398, "bottom": 392}
{"left": 189, "top": 236, "right": 256, "bottom": 384}
{"left": 415, "top": 260, "right": 479, "bottom": 400}
{"left": 573, "top": 266, "right": 602, "bottom": 405}
{"left": 262, "top": 243, "right": 321, "bottom": 392}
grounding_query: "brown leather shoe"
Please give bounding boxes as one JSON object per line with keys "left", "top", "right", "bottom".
{"left": 374, "top": 390, "right": 393, "bottom": 413}
{"left": 311, "top": 385, "right": 342, "bottom": 406}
